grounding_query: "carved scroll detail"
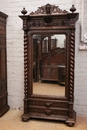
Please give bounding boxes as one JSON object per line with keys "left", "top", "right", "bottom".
{"left": 69, "top": 32, "right": 75, "bottom": 102}
{"left": 24, "top": 30, "right": 28, "bottom": 98}
{"left": 30, "top": 4, "right": 68, "bottom": 15}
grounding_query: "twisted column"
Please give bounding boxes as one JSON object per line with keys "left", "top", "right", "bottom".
{"left": 69, "top": 32, "right": 75, "bottom": 102}
{"left": 24, "top": 30, "right": 28, "bottom": 98}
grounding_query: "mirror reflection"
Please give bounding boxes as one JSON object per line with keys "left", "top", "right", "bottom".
{"left": 33, "top": 34, "right": 66, "bottom": 96}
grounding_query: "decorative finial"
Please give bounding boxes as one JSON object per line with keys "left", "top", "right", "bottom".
{"left": 70, "top": 5, "right": 76, "bottom": 13}
{"left": 21, "top": 8, "right": 27, "bottom": 15}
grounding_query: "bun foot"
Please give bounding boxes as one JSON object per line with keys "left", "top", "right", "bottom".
{"left": 21, "top": 114, "right": 30, "bottom": 122}
{"left": 66, "top": 122, "right": 74, "bottom": 127}
{"left": 22, "top": 117, "right": 29, "bottom": 122}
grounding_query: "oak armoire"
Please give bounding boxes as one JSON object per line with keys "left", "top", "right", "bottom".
{"left": 19, "top": 4, "right": 79, "bottom": 127}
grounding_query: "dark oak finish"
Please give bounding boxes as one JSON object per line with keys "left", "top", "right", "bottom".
{"left": 0, "top": 12, "right": 9, "bottom": 116}
{"left": 19, "top": 4, "right": 79, "bottom": 126}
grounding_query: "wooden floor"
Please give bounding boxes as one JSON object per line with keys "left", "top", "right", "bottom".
{"left": 0, "top": 110, "right": 87, "bottom": 130}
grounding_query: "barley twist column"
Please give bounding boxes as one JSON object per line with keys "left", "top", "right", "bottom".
{"left": 69, "top": 31, "right": 75, "bottom": 102}
{"left": 24, "top": 30, "right": 28, "bottom": 98}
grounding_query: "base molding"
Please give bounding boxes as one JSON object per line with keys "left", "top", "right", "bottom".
{"left": 21, "top": 111, "right": 76, "bottom": 127}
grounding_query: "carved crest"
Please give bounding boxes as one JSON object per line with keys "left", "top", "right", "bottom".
{"left": 30, "top": 3, "right": 68, "bottom": 15}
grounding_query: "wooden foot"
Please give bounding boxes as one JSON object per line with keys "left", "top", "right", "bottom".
{"left": 21, "top": 114, "right": 30, "bottom": 122}
{"left": 66, "top": 122, "right": 74, "bottom": 127}
{"left": 65, "top": 110, "right": 76, "bottom": 127}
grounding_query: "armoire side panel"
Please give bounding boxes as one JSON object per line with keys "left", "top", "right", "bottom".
{"left": 0, "top": 12, "right": 9, "bottom": 117}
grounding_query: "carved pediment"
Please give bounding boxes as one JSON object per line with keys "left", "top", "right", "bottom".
{"left": 30, "top": 3, "right": 68, "bottom": 15}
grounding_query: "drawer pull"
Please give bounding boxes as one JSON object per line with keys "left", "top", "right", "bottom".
{"left": 45, "top": 102, "right": 52, "bottom": 107}
{"left": 45, "top": 110, "right": 52, "bottom": 115}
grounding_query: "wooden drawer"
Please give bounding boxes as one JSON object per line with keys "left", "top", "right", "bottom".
{"left": 29, "top": 98, "right": 68, "bottom": 109}
{"left": 28, "top": 99, "right": 69, "bottom": 120}
{"left": 28, "top": 98, "right": 68, "bottom": 120}
{"left": 29, "top": 106, "right": 68, "bottom": 117}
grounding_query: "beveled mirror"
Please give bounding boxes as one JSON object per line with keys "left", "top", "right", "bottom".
{"left": 19, "top": 4, "right": 79, "bottom": 127}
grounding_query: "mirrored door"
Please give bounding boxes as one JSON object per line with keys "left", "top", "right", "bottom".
{"left": 33, "top": 34, "right": 66, "bottom": 97}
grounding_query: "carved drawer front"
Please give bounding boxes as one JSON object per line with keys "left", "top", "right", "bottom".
{"left": 29, "top": 98, "right": 68, "bottom": 109}
{"left": 28, "top": 99, "right": 68, "bottom": 117}
{"left": 29, "top": 106, "right": 68, "bottom": 117}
